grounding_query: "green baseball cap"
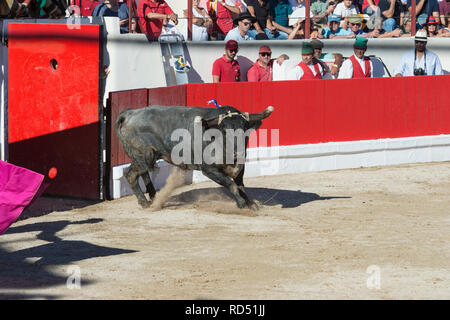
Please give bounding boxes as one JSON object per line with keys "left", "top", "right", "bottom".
{"left": 302, "top": 42, "right": 314, "bottom": 55}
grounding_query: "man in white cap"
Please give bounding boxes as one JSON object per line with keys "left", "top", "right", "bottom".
{"left": 394, "top": 30, "right": 444, "bottom": 76}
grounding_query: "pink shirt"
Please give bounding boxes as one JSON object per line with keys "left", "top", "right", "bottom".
{"left": 247, "top": 60, "right": 273, "bottom": 82}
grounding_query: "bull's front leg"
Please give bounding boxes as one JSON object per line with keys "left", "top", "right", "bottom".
{"left": 201, "top": 167, "right": 247, "bottom": 209}
{"left": 233, "top": 166, "right": 259, "bottom": 211}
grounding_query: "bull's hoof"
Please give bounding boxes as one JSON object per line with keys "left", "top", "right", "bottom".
{"left": 248, "top": 201, "right": 260, "bottom": 211}
{"left": 139, "top": 200, "right": 152, "bottom": 208}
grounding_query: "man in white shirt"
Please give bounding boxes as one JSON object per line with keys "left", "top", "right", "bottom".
{"left": 287, "top": 41, "right": 325, "bottom": 80}
{"left": 338, "top": 37, "right": 374, "bottom": 79}
{"left": 394, "top": 30, "right": 444, "bottom": 77}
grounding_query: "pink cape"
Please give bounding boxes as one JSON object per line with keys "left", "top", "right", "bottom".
{"left": 0, "top": 160, "right": 46, "bottom": 235}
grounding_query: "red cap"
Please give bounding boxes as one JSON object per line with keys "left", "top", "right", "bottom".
{"left": 225, "top": 40, "right": 238, "bottom": 50}
{"left": 259, "top": 45, "right": 272, "bottom": 54}
{"left": 423, "top": 16, "right": 439, "bottom": 25}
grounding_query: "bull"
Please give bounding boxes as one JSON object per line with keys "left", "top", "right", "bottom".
{"left": 115, "top": 105, "right": 274, "bottom": 210}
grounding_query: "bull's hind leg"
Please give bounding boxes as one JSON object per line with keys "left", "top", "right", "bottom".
{"left": 201, "top": 168, "right": 247, "bottom": 209}
{"left": 141, "top": 172, "right": 156, "bottom": 200}
{"left": 234, "top": 167, "right": 259, "bottom": 211}
{"left": 124, "top": 162, "right": 151, "bottom": 208}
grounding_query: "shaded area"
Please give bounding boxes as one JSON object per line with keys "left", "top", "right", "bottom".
{"left": 165, "top": 186, "right": 350, "bottom": 209}
{"left": 0, "top": 218, "right": 137, "bottom": 293}
{"left": 19, "top": 195, "right": 101, "bottom": 221}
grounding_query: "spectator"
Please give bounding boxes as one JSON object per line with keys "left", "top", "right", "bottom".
{"left": 288, "top": 0, "right": 315, "bottom": 26}
{"left": 330, "top": 53, "right": 344, "bottom": 78}
{"left": 287, "top": 42, "right": 325, "bottom": 80}
{"left": 311, "top": 39, "right": 333, "bottom": 78}
{"left": 206, "top": 0, "right": 241, "bottom": 40}
{"left": 270, "top": 0, "right": 297, "bottom": 35}
{"left": 288, "top": 18, "right": 322, "bottom": 38}
{"left": 288, "top": 0, "right": 302, "bottom": 10}
{"left": 422, "top": 15, "right": 450, "bottom": 36}
{"left": 160, "top": 16, "right": 184, "bottom": 40}
{"left": 334, "top": 0, "right": 360, "bottom": 27}
{"left": 347, "top": 14, "right": 369, "bottom": 36}
{"left": 247, "top": 46, "right": 273, "bottom": 81}
{"left": 438, "top": 0, "right": 450, "bottom": 25}
{"left": 212, "top": 40, "right": 241, "bottom": 82}
{"left": 246, "top": 0, "right": 289, "bottom": 39}
{"left": 183, "top": 0, "right": 213, "bottom": 41}
{"left": 338, "top": 37, "right": 374, "bottom": 78}
{"left": 70, "top": 0, "right": 101, "bottom": 17}
{"left": 247, "top": 46, "right": 290, "bottom": 81}
{"left": 406, "top": 0, "right": 440, "bottom": 27}
{"left": 138, "top": 0, "right": 178, "bottom": 40}
{"left": 311, "top": 0, "right": 338, "bottom": 27}
{"left": 394, "top": 30, "right": 443, "bottom": 76}
{"left": 400, "top": 11, "right": 412, "bottom": 35}
{"left": 361, "top": 0, "right": 380, "bottom": 15}
{"left": 92, "top": 0, "right": 132, "bottom": 34}
{"left": 225, "top": 11, "right": 257, "bottom": 40}
{"left": 321, "top": 13, "right": 354, "bottom": 37}
{"left": 378, "top": 0, "right": 405, "bottom": 32}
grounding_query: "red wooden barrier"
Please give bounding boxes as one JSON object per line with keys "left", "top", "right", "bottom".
{"left": 108, "top": 75, "right": 450, "bottom": 169}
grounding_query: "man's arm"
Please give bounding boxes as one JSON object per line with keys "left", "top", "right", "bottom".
{"left": 408, "top": 0, "right": 425, "bottom": 16}
{"left": 382, "top": 0, "right": 396, "bottom": 19}
{"left": 247, "top": 5, "right": 265, "bottom": 33}
{"left": 213, "top": 75, "right": 220, "bottom": 83}
{"left": 220, "top": 0, "right": 241, "bottom": 15}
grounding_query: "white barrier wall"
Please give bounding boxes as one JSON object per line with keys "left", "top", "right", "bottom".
{"left": 101, "top": 17, "right": 450, "bottom": 93}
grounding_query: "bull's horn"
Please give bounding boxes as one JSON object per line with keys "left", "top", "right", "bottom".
{"left": 248, "top": 106, "right": 275, "bottom": 121}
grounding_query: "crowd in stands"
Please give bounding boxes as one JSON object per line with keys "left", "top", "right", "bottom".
{"left": 1, "top": 0, "right": 449, "bottom": 39}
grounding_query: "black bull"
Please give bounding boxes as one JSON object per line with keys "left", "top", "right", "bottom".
{"left": 115, "top": 105, "right": 274, "bottom": 210}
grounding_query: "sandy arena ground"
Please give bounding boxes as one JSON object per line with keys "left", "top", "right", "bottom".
{"left": 1, "top": 162, "right": 449, "bottom": 300}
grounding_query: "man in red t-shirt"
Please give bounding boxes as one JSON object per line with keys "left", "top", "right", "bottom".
{"left": 138, "top": 0, "right": 178, "bottom": 40}
{"left": 247, "top": 46, "right": 273, "bottom": 82}
{"left": 212, "top": 40, "right": 241, "bottom": 83}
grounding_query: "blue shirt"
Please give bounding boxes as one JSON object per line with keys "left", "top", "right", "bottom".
{"left": 224, "top": 27, "right": 255, "bottom": 42}
{"left": 270, "top": 0, "right": 293, "bottom": 27}
{"left": 92, "top": 3, "right": 130, "bottom": 34}
{"left": 394, "top": 49, "right": 443, "bottom": 77}
{"left": 321, "top": 26, "right": 352, "bottom": 38}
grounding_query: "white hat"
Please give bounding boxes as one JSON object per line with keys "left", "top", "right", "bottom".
{"left": 415, "top": 30, "right": 427, "bottom": 42}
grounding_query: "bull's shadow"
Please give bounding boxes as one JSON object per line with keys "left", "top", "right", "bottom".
{"left": 0, "top": 218, "right": 136, "bottom": 294}
{"left": 165, "top": 187, "right": 349, "bottom": 209}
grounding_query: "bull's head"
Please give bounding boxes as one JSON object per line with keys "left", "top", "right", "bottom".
{"left": 194, "top": 106, "right": 274, "bottom": 165}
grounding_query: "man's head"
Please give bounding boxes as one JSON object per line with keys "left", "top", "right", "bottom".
{"left": 233, "top": 12, "right": 256, "bottom": 34}
{"left": 328, "top": 14, "right": 340, "bottom": 32}
{"left": 348, "top": 14, "right": 362, "bottom": 34}
{"left": 104, "top": 0, "right": 117, "bottom": 8}
{"left": 225, "top": 40, "right": 239, "bottom": 60}
{"left": 301, "top": 42, "right": 314, "bottom": 65}
{"left": 353, "top": 37, "right": 368, "bottom": 58}
{"left": 311, "top": 39, "right": 324, "bottom": 59}
{"left": 414, "top": 30, "right": 427, "bottom": 52}
{"left": 258, "top": 46, "right": 272, "bottom": 65}
{"left": 343, "top": 0, "right": 353, "bottom": 8}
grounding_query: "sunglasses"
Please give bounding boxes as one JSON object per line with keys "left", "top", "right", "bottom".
{"left": 241, "top": 22, "right": 252, "bottom": 27}
{"left": 260, "top": 52, "right": 272, "bottom": 57}
{"left": 228, "top": 49, "right": 238, "bottom": 53}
